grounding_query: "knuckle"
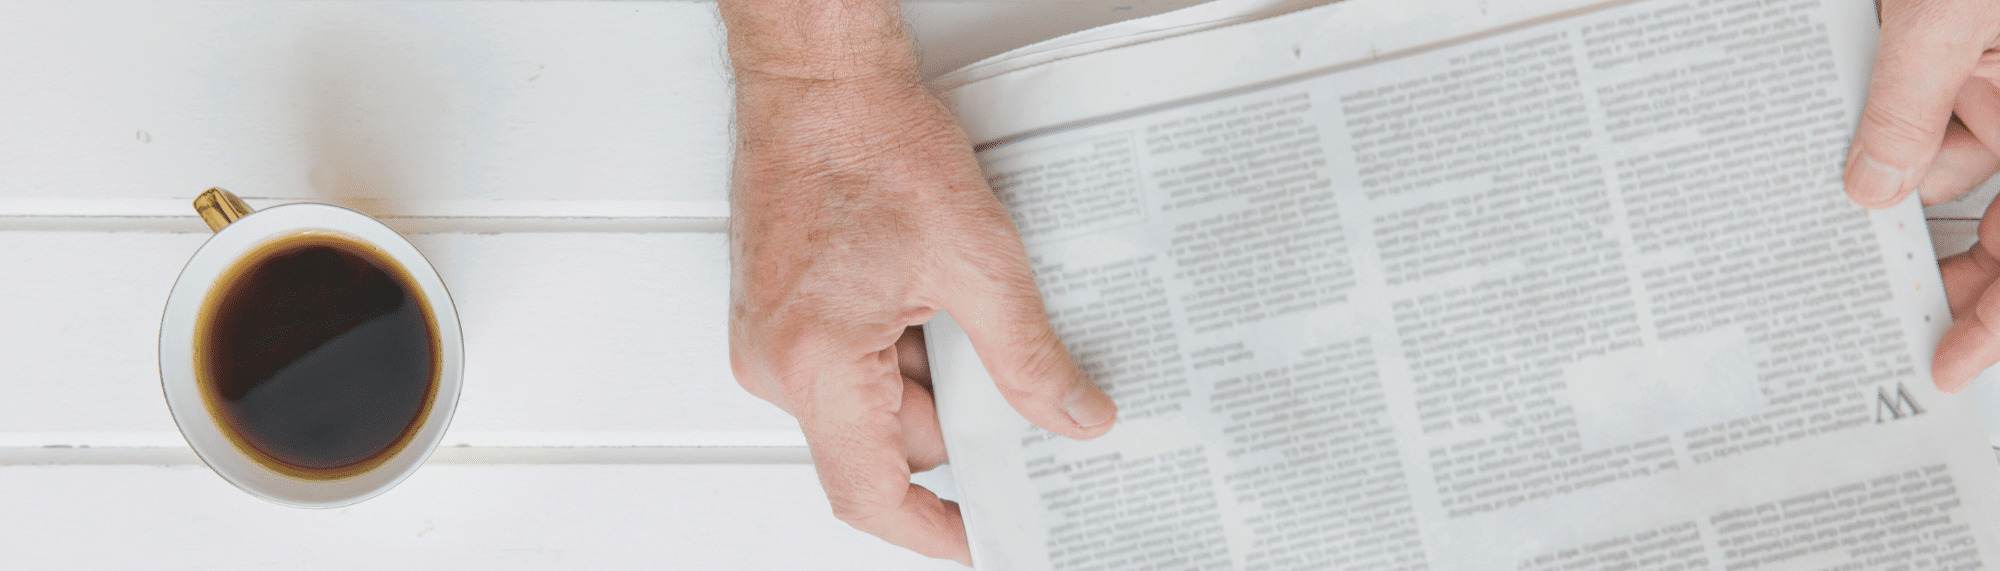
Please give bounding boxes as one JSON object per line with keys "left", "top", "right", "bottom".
{"left": 1977, "top": 282, "right": 2000, "bottom": 326}
{"left": 1860, "top": 104, "right": 1945, "bottom": 149}
{"left": 822, "top": 472, "right": 899, "bottom": 529}
{"left": 1003, "top": 329, "right": 1074, "bottom": 396}
{"left": 828, "top": 496, "right": 889, "bottom": 528}
{"left": 728, "top": 355, "right": 767, "bottom": 399}
{"left": 728, "top": 317, "right": 804, "bottom": 398}
{"left": 727, "top": 330, "right": 778, "bottom": 402}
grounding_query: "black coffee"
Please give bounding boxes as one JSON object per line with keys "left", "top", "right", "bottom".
{"left": 196, "top": 233, "right": 438, "bottom": 480}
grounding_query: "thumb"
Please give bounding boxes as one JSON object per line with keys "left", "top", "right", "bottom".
{"left": 1847, "top": 1, "right": 1994, "bottom": 207}
{"left": 944, "top": 247, "right": 1117, "bottom": 440}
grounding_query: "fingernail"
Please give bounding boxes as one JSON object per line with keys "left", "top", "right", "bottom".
{"left": 1845, "top": 149, "right": 1906, "bottom": 207}
{"left": 1063, "top": 382, "right": 1116, "bottom": 428}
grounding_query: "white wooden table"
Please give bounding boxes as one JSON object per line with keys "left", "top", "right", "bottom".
{"left": 0, "top": 1, "right": 1203, "bottom": 568}
{"left": 9, "top": 1, "right": 2000, "bottom": 569}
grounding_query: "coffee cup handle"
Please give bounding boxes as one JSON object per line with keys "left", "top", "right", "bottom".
{"left": 193, "top": 188, "right": 255, "bottom": 232}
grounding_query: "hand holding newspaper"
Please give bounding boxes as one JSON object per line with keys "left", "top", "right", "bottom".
{"left": 924, "top": 0, "right": 2000, "bottom": 568}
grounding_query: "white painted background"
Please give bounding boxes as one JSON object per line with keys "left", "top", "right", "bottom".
{"left": 0, "top": 1, "right": 1208, "bottom": 568}
{"left": 6, "top": 1, "right": 1999, "bottom": 569}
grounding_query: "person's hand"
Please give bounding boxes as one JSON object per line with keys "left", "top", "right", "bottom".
{"left": 718, "top": 0, "right": 1118, "bottom": 563}
{"left": 729, "top": 76, "right": 1118, "bottom": 564}
{"left": 1842, "top": 0, "right": 2000, "bottom": 392}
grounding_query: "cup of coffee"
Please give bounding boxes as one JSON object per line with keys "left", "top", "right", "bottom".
{"left": 160, "top": 188, "right": 463, "bottom": 507}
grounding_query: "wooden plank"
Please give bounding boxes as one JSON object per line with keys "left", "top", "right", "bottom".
{"left": 0, "top": 198, "right": 729, "bottom": 219}
{"left": 0, "top": 0, "right": 1200, "bottom": 207}
{"left": 0, "top": 463, "right": 962, "bottom": 570}
{"left": 0, "top": 231, "right": 798, "bottom": 447}
{"left": 0, "top": 1, "right": 733, "bottom": 204}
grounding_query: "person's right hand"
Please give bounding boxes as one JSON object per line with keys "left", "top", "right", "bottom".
{"left": 1840, "top": 0, "right": 2000, "bottom": 392}
{"left": 719, "top": 0, "right": 1119, "bottom": 562}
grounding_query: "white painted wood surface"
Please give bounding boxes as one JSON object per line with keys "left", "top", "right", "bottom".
{"left": 10, "top": 1, "right": 1997, "bottom": 568}
{"left": 0, "top": 1, "right": 1201, "bottom": 568}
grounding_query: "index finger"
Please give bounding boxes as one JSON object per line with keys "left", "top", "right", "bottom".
{"left": 1847, "top": 0, "right": 1999, "bottom": 207}
{"left": 797, "top": 347, "right": 971, "bottom": 564}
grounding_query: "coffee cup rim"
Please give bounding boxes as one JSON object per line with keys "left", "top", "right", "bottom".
{"left": 160, "top": 203, "right": 464, "bottom": 508}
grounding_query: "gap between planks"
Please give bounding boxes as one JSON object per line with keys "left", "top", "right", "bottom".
{"left": 0, "top": 216, "right": 728, "bottom": 233}
{"left": 1, "top": 446, "right": 810, "bottom": 465}
{"left": 0, "top": 198, "right": 729, "bottom": 233}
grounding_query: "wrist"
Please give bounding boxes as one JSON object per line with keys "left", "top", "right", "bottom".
{"left": 731, "top": 76, "right": 943, "bottom": 170}
{"left": 718, "top": 0, "right": 918, "bottom": 84}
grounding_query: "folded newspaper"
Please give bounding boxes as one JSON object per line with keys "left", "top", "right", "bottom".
{"left": 924, "top": 0, "right": 2000, "bottom": 568}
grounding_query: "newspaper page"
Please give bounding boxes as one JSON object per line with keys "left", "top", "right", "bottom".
{"left": 930, "top": 0, "right": 1339, "bottom": 91}
{"left": 926, "top": 0, "right": 2000, "bottom": 569}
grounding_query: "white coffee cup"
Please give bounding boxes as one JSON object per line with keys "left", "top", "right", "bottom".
{"left": 160, "top": 188, "right": 463, "bottom": 508}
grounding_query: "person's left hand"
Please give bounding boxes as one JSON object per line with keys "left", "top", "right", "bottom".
{"left": 1842, "top": 0, "right": 2000, "bottom": 392}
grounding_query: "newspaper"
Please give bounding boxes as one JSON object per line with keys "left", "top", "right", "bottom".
{"left": 924, "top": 0, "right": 2000, "bottom": 569}
{"left": 929, "top": 0, "right": 1341, "bottom": 92}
